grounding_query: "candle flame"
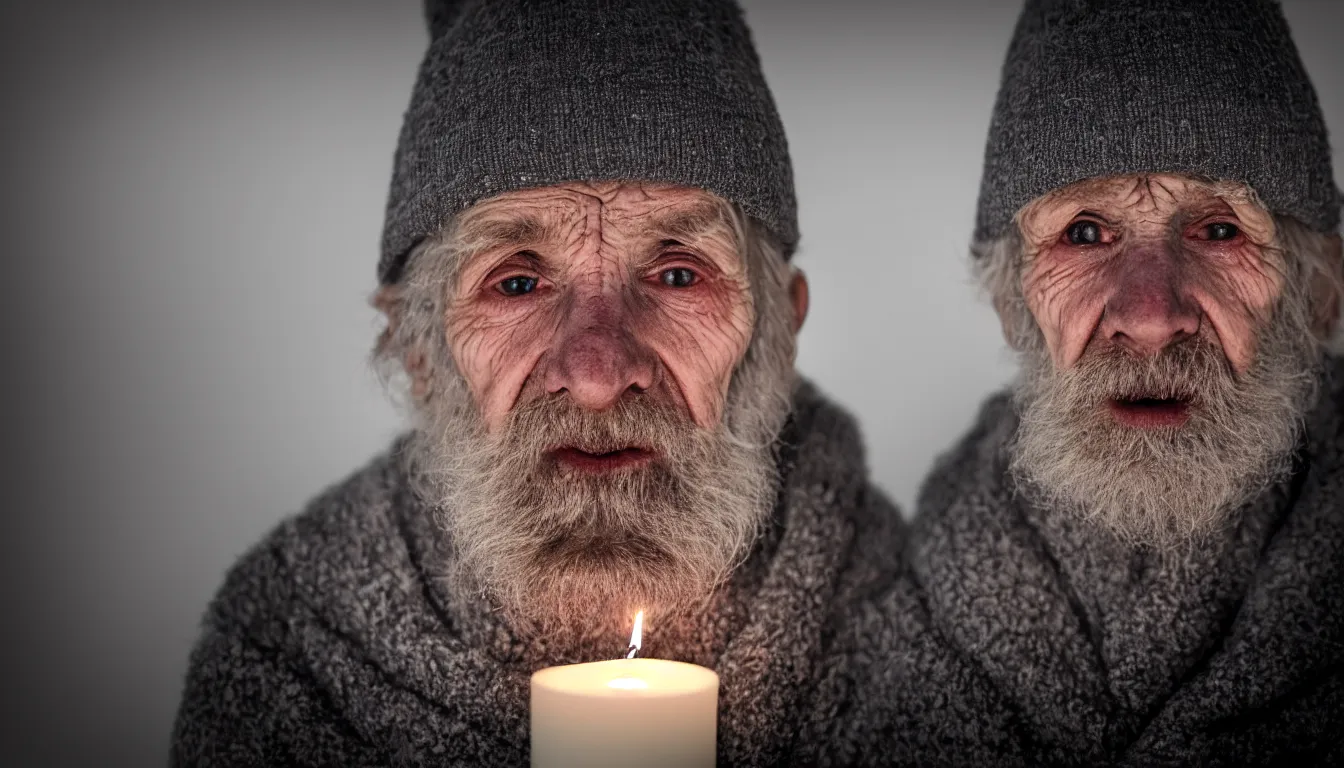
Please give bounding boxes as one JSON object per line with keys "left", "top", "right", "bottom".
{"left": 627, "top": 610, "right": 644, "bottom": 658}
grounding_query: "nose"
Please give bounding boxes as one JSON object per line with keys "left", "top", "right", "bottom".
{"left": 542, "top": 310, "right": 658, "bottom": 411}
{"left": 1099, "top": 245, "right": 1201, "bottom": 357}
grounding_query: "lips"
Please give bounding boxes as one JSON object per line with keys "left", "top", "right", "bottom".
{"left": 550, "top": 446, "right": 656, "bottom": 473}
{"left": 1107, "top": 396, "right": 1193, "bottom": 428}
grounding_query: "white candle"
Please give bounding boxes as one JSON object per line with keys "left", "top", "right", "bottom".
{"left": 530, "top": 612, "right": 719, "bottom": 767}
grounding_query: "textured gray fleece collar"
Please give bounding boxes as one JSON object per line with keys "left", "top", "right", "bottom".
{"left": 795, "top": 359, "right": 1344, "bottom": 766}
{"left": 909, "top": 359, "right": 1344, "bottom": 763}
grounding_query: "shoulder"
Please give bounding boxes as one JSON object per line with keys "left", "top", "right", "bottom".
{"left": 842, "top": 483, "right": 909, "bottom": 595}
{"left": 1316, "top": 354, "right": 1344, "bottom": 447}
{"left": 201, "top": 440, "right": 418, "bottom": 649}
{"left": 173, "top": 442, "right": 419, "bottom": 765}
{"left": 790, "top": 378, "right": 909, "bottom": 547}
{"left": 789, "top": 377, "right": 869, "bottom": 476}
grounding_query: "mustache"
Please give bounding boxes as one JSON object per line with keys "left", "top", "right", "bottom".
{"left": 494, "top": 391, "right": 700, "bottom": 459}
{"left": 1063, "top": 334, "right": 1233, "bottom": 405}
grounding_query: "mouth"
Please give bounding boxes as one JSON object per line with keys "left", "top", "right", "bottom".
{"left": 1107, "top": 395, "right": 1194, "bottom": 428}
{"left": 549, "top": 446, "right": 656, "bottom": 474}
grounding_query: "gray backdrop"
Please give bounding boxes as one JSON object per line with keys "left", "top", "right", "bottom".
{"left": 3, "top": 1, "right": 1340, "bottom": 764}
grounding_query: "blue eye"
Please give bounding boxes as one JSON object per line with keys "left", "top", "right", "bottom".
{"left": 498, "top": 276, "right": 538, "bottom": 296}
{"left": 660, "top": 268, "right": 697, "bottom": 287}
{"left": 1205, "top": 222, "right": 1240, "bottom": 241}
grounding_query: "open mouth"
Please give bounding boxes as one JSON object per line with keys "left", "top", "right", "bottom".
{"left": 550, "top": 446, "right": 656, "bottom": 473}
{"left": 1107, "top": 395, "right": 1193, "bottom": 428}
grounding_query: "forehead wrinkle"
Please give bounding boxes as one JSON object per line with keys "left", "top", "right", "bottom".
{"left": 1143, "top": 175, "right": 1178, "bottom": 205}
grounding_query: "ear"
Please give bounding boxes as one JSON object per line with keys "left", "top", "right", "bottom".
{"left": 372, "top": 284, "right": 401, "bottom": 330}
{"left": 1310, "top": 233, "right": 1343, "bottom": 339}
{"left": 788, "top": 269, "right": 809, "bottom": 334}
{"left": 372, "top": 284, "right": 434, "bottom": 400}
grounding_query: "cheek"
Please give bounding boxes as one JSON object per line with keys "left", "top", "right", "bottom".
{"left": 637, "top": 280, "right": 754, "bottom": 427}
{"left": 1023, "top": 254, "right": 1109, "bottom": 368}
{"left": 446, "top": 296, "right": 558, "bottom": 429}
{"left": 1187, "top": 249, "right": 1283, "bottom": 372}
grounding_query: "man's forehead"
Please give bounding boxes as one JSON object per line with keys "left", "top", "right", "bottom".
{"left": 458, "top": 182, "right": 735, "bottom": 246}
{"left": 476, "top": 181, "right": 718, "bottom": 215}
{"left": 1019, "top": 173, "right": 1263, "bottom": 229}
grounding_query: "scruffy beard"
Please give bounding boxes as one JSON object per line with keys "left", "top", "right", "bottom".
{"left": 1011, "top": 303, "right": 1322, "bottom": 548}
{"left": 415, "top": 386, "right": 784, "bottom": 635}
{"left": 405, "top": 303, "right": 796, "bottom": 639}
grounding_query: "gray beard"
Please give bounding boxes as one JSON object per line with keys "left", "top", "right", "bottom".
{"left": 1010, "top": 305, "right": 1322, "bottom": 548}
{"left": 408, "top": 354, "right": 796, "bottom": 640}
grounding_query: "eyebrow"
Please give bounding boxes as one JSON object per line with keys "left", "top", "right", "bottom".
{"left": 458, "top": 213, "right": 557, "bottom": 255}
{"left": 644, "top": 201, "right": 734, "bottom": 245}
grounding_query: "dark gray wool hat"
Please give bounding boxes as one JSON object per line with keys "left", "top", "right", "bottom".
{"left": 378, "top": 0, "right": 797, "bottom": 284}
{"left": 974, "top": 0, "right": 1341, "bottom": 243}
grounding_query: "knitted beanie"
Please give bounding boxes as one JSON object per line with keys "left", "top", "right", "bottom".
{"left": 974, "top": 0, "right": 1341, "bottom": 243}
{"left": 378, "top": 0, "right": 797, "bottom": 284}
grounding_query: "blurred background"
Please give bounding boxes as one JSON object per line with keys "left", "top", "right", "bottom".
{"left": 2, "top": 0, "right": 1339, "bottom": 764}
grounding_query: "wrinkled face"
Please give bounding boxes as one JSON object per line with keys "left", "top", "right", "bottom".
{"left": 1020, "top": 174, "right": 1280, "bottom": 394}
{"left": 448, "top": 182, "right": 755, "bottom": 438}
{"left": 399, "top": 182, "right": 803, "bottom": 639}
{"left": 1008, "top": 173, "right": 1323, "bottom": 545}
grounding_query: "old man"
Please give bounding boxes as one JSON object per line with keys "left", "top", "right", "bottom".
{"left": 171, "top": 0, "right": 902, "bottom": 765}
{"left": 807, "top": 0, "right": 1344, "bottom": 765}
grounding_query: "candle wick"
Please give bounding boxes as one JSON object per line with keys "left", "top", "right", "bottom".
{"left": 624, "top": 610, "right": 643, "bottom": 659}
